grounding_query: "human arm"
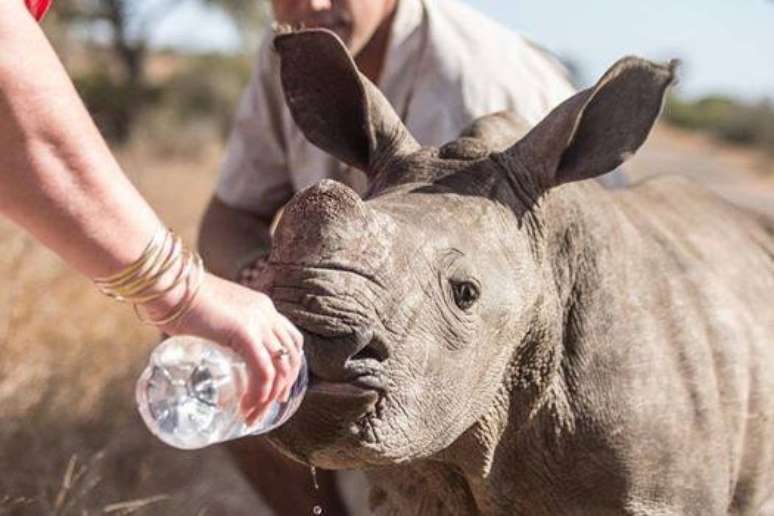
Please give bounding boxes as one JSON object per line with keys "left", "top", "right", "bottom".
{"left": 198, "top": 196, "right": 274, "bottom": 281}
{"left": 0, "top": 0, "right": 160, "bottom": 278}
{"left": 0, "top": 0, "right": 301, "bottom": 421}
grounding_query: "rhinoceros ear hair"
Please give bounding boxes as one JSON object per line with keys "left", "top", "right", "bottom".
{"left": 273, "top": 29, "right": 419, "bottom": 176}
{"left": 502, "top": 57, "right": 677, "bottom": 189}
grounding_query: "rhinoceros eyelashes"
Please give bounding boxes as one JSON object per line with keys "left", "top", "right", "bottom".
{"left": 451, "top": 280, "right": 480, "bottom": 311}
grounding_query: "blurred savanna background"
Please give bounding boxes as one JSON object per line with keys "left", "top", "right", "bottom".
{"left": 1, "top": 1, "right": 772, "bottom": 514}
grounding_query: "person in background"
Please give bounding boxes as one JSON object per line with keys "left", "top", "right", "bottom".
{"left": 0, "top": 0, "right": 303, "bottom": 436}
{"left": 197, "top": 0, "right": 585, "bottom": 514}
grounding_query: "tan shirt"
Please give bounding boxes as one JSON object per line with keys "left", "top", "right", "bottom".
{"left": 216, "top": 0, "right": 576, "bottom": 215}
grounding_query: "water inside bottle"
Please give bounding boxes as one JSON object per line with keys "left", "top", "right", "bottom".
{"left": 140, "top": 340, "right": 244, "bottom": 449}
{"left": 137, "top": 336, "right": 308, "bottom": 450}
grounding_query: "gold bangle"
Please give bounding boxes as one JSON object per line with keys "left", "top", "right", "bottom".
{"left": 110, "top": 233, "right": 182, "bottom": 301}
{"left": 101, "top": 232, "right": 175, "bottom": 300}
{"left": 93, "top": 227, "right": 166, "bottom": 288}
{"left": 153, "top": 253, "right": 204, "bottom": 327}
{"left": 127, "top": 241, "right": 188, "bottom": 304}
{"left": 95, "top": 226, "right": 206, "bottom": 328}
{"left": 94, "top": 227, "right": 171, "bottom": 301}
{"left": 134, "top": 250, "right": 205, "bottom": 327}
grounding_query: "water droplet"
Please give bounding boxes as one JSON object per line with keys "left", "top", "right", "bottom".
{"left": 309, "top": 466, "right": 322, "bottom": 514}
{"left": 310, "top": 465, "right": 319, "bottom": 490}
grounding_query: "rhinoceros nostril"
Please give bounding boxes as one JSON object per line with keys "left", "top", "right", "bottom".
{"left": 300, "top": 325, "right": 386, "bottom": 382}
{"left": 350, "top": 331, "right": 388, "bottom": 363}
{"left": 348, "top": 326, "right": 374, "bottom": 357}
{"left": 351, "top": 343, "right": 383, "bottom": 362}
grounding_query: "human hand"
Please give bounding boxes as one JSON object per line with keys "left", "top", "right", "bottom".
{"left": 146, "top": 272, "right": 304, "bottom": 425}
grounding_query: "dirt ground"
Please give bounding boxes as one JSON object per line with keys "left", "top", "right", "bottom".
{"left": 628, "top": 125, "right": 774, "bottom": 217}
{"left": 0, "top": 125, "right": 771, "bottom": 515}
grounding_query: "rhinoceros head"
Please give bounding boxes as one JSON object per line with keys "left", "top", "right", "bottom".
{"left": 262, "top": 29, "right": 674, "bottom": 469}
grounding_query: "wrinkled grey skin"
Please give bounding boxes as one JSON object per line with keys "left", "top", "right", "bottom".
{"left": 250, "top": 29, "right": 774, "bottom": 515}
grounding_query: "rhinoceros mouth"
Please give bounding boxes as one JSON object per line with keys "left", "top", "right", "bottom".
{"left": 299, "top": 327, "right": 390, "bottom": 385}
{"left": 307, "top": 372, "right": 383, "bottom": 404}
{"left": 267, "top": 263, "right": 390, "bottom": 408}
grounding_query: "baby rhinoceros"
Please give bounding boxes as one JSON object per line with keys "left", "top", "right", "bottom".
{"left": 254, "top": 29, "right": 774, "bottom": 516}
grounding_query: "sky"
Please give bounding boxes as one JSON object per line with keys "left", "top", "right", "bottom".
{"left": 149, "top": 0, "right": 774, "bottom": 101}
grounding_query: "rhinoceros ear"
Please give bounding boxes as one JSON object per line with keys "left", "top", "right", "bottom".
{"left": 499, "top": 57, "right": 676, "bottom": 189}
{"left": 273, "top": 29, "right": 419, "bottom": 176}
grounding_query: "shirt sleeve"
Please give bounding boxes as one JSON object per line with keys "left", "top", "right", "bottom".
{"left": 215, "top": 36, "right": 294, "bottom": 218}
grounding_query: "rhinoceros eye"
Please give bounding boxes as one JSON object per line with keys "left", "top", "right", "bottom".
{"left": 451, "top": 280, "right": 479, "bottom": 310}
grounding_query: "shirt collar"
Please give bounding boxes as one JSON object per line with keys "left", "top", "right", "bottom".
{"left": 378, "top": 0, "right": 427, "bottom": 117}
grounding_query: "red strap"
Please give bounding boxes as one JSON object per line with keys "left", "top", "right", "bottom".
{"left": 25, "top": 0, "right": 52, "bottom": 21}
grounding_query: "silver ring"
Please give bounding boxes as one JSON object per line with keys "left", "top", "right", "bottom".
{"left": 272, "top": 348, "right": 290, "bottom": 360}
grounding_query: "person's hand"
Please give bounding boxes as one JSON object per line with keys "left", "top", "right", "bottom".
{"left": 146, "top": 272, "right": 304, "bottom": 424}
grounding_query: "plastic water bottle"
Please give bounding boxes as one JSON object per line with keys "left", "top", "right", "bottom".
{"left": 136, "top": 335, "right": 307, "bottom": 450}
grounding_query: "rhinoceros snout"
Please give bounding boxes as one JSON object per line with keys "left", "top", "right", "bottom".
{"left": 301, "top": 324, "right": 387, "bottom": 383}
{"left": 268, "top": 179, "right": 391, "bottom": 379}
{"left": 271, "top": 179, "right": 368, "bottom": 264}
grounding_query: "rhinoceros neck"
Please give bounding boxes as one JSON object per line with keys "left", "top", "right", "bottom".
{"left": 364, "top": 404, "right": 579, "bottom": 515}
{"left": 365, "top": 461, "right": 480, "bottom": 516}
